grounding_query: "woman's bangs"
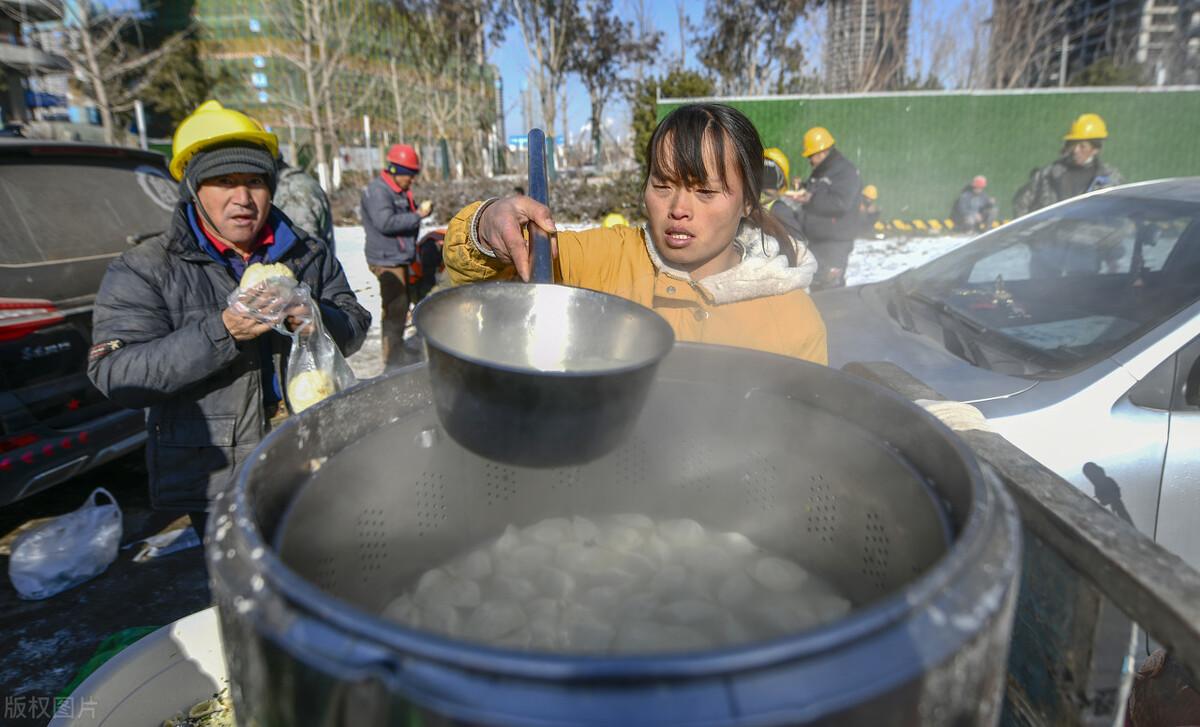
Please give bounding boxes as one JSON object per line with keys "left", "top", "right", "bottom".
{"left": 647, "top": 117, "right": 730, "bottom": 192}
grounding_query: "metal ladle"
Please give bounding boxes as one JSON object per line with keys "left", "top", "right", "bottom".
{"left": 413, "top": 129, "right": 674, "bottom": 468}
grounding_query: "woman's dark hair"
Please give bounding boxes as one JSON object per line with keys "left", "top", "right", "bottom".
{"left": 644, "top": 103, "right": 797, "bottom": 264}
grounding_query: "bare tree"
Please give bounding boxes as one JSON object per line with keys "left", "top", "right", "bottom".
{"left": 986, "top": 0, "right": 1073, "bottom": 88}
{"left": 696, "top": 0, "right": 814, "bottom": 96}
{"left": 625, "top": 0, "right": 655, "bottom": 82}
{"left": 391, "top": 0, "right": 500, "bottom": 179}
{"left": 508, "top": 0, "right": 580, "bottom": 143}
{"left": 847, "top": 0, "right": 910, "bottom": 91}
{"left": 567, "top": 0, "right": 657, "bottom": 168}
{"left": 60, "top": 1, "right": 185, "bottom": 144}
{"left": 265, "top": 0, "right": 374, "bottom": 187}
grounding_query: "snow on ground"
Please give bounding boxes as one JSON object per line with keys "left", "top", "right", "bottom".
{"left": 335, "top": 224, "right": 975, "bottom": 378}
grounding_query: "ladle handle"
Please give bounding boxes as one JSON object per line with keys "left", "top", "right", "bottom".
{"left": 527, "top": 128, "right": 553, "bottom": 284}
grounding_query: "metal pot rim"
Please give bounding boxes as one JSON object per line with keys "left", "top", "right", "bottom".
{"left": 412, "top": 281, "right": 676, "bottom": 377}
{"left": 223, "top": 349, "right": 1006, "bottom": 681}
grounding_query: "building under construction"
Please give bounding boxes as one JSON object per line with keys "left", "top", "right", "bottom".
{"left": 823, "top": 0, "right": 911, "bottom": 93}
{"left": 988, "top": 0, "right": 1200, "bottom": 87}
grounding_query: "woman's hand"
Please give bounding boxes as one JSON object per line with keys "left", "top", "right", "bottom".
{"left": 477, "top": 195, "right": 558, "bottom": 281}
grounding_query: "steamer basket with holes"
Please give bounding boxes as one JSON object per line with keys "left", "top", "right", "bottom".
{"left": 208, "top": 343, "right": 1022, "bottom": 726}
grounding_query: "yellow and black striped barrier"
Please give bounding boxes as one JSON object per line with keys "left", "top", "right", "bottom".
{"left": 872, "top": 218, "right": 1010, "bottom": 237}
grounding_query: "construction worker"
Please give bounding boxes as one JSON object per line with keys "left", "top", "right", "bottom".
{"left": 361, "top": 143, "right": 433, "bottom": 369}
{"left": 1013, "top": 113, "right": 1123, "bottom": 218}
{"left": 951, "top": 176, "right": 997, "bottom": 232}
{"left": 794, "top": 126, "right": 862, "bottom": 290}
{"left": 761, "top": 146, "right": 805, "bottom": 246}
{"left": 87, "top": 100, "right": 369, "bottom": 538}
{"left": 275, "top": 155, "right": 335, "bottom": 253}
{"left": 859, "top": 184, "right": 880, "bottom": 237}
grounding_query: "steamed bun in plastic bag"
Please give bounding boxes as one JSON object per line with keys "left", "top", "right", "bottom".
{"left": 239, "top": 262, "right": 294, "bottom": 291}
{"left": 286, "top": 369, "right": 336, "bottom": 412}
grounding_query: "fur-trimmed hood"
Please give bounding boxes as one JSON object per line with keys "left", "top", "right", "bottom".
{"left": 641, "top": 222, "right": 818, "bottom": 305}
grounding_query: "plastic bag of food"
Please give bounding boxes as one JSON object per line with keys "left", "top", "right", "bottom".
{"left": 284, "top": 285, "right": 357, "bottom": 413}
{"left": 226, "top": 262, "right": 297, "bottom": 326}
{"left": 8, "top": 487, "right": 123, "bottom": 600}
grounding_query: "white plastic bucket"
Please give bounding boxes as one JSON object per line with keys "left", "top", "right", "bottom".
{"left": 48, "top": 607, "right": 226, "bottom": 727}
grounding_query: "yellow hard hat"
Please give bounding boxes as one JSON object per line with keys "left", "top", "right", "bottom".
{"left": 802, "top": 127, "right": 835, "bottom": 157}
{"left": 602, "top": 212, "right": 628, "bottom": 228}
{"left": 763, "top": 147, "right": 790, "bottom": 190}
{"left": 1063, "top": 113, "right": 1108, "bottom": 141}
{"left": 862, "top": 184, "right": 878, "bottom": 201}
{"left": 170, "top": 100, "right": 279, "bottom": 181}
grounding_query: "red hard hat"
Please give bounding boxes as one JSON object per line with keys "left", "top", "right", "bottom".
{"left": 971, "top": 175, "right": 987, "bottom": 189}
{"left": 386, "top": 144, "right": 421, "bottom": 172}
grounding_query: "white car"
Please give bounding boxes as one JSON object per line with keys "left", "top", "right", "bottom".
{"left": 816, "top": 179, "right": 1200, "bottom": 565}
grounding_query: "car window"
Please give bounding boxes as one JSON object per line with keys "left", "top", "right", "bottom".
{"left": 0, "top": 155, "right": 177, "bottom": 265}
{"left": 901, "top": 194, "right": 1200, "bottom": 377}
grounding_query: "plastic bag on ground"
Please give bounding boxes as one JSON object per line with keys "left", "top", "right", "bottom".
{"left": 8, "top": 487, "right": 123, "bottom": 600}
{"left": 285, "top": 284, "right": 357, "bottom": 413}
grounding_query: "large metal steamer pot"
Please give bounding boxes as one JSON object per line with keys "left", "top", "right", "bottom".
{"left": 209, "top": 343, "right": 1022, "bottom": 726}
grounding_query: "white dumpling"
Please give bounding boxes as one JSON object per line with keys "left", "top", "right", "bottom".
{"left": 752, "top": 597, "right": 820, "bottom": 633}
{"left": 596, "top": 523, "right": 643, "bottom": 552}
{"left": 807, "top": 591, "right": 853, "bottom": 622}
{"left": 494, "top": 626, "right": 532, "bottom": 649}
{"left": 719, "top": 615, "right": 753, "bottom": 646}
{"left": 494, "top": 524, "right": 522, "bottom": 553}
{"left": 717, "top": 571, "right": 756, "bottom": 608}
{"left": 613, "top": 550, "right": 658, "bottom": 579}
{"left": 650, "top": 564, "right": 687, "bottom": 594}
{"left": 448, "top": 550, "right": 492, "bottom": 581}
{"left": 526, "top": 598, "right": 561, "bottom": 648}
{"left": 642, "top": 534, "right": 675, "bottom": 566}
{"left": 616, "top": 592, "right": 659, "bottom": 621}
{"left": 657, "top": 624, "right": 713, "bottom": 651}
{"left": 657, "top": 519, "right": 705, "bottom": 546}
{"left": 587, "top": 567, "right": 638, "bottom": 590}
{"left": 751, "top": 556, "right": 809, "bottom": 593}
{"left": 571, "top": 516, "right": 599, "bottom": 543}
{"left": 465, "top": 600, "right": 526, "bottom": 641}
{"left": 659, "top": 599, "right": 723, "bottom": 625}
{"left": 715, "top": 531, "right": 758, "bottom": 556}
{"left": 681, "top": 543, "right": 735, "bottom": 576}
{"left": 497, "top": 543, "right": 552, "bottom": 577}
{"left": 580, "top": 585, "right": 622, "bottom": 613}
{"left": 565, "top": 619, "right": 615, "bottom": 651}
{"left": 527, "top": 517, "right": 572, "bottom": 545}
{"left": 535, "top": 566, "right": 576, "bottom": 599}
{"left": 489, "top": 574, "right": 538, "bottom": 603}
{"left": 381, "top": 594, "right": 419, "bottom": 624}
{"left": 554, "top": 542, "right": 590, "bottom": 572}
{"left": 420, "top": 604, "right": 462, "bottom": 637}
{"left": 414, "top": 570, "right": 480, "bottom": 610}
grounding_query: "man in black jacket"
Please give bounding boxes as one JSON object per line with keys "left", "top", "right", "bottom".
{"left": 87, "top": 101, "right": 370, "bottom": 538}
{"left": 361, "top": 143, "right": 432, "bottom": 368}
{"left": 794, "top": 126, "right": 862, "bottom": 290}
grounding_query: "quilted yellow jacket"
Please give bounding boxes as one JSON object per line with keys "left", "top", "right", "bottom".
{"left": 444, "top": 202, "right": 828, "bottom": 364}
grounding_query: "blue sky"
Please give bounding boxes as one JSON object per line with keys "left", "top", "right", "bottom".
{"left": 490, "top": 0, "right": 700, "bottom": 148}
{"left": 491, "top": 0, "right": 968, "bottom": 147}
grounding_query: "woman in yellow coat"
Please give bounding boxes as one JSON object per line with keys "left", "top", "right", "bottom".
{"left": 444, "top": 103, "right": 827, "bottom": 364}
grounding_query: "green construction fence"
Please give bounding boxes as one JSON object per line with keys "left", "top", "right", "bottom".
{"left": 658, "top": 87, "right": 1200, "bottom": 222}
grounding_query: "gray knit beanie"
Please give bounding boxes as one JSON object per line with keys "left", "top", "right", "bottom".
{"left": 182, "top": 142, "right": 278, "bottom": 198}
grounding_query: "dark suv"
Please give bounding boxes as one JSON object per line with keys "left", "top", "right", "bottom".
{"left": 0, "top": 141, "right": 177, "bottom": 505}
